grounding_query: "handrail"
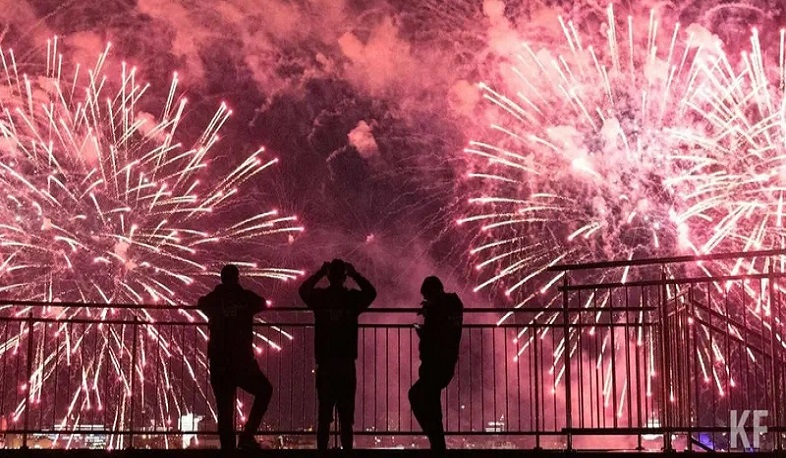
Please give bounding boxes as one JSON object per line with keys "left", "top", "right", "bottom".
{"left": 0, "top": 300, "right": 551, "bottom": 313}
{"left": 548, "top": 248, "right": 786, "bottom": 272}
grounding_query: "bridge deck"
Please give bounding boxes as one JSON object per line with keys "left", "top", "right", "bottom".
{"left": 1, "top": 451, "right": 781, "bottom": 458}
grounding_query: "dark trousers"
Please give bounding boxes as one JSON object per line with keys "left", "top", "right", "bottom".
{"left": 316, "top": 358, "right": 357, "bottom": 450}
{"left": 210, "top": 358, "right": 273, "bottom": 450}
{"left": 409, "top": 363, "right": 454, "bottom": 450}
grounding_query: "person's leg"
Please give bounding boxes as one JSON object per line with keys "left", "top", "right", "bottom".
{"left": 408, "top": 378, "right": 429, "bottom": 432}
{"left": 426, "top": 389, "right": 446, "bottom": 452}
{"left": 210, "top": 367, "right": 236, "bottom": 450}
{"left": 236, "top": 362, "right": 273, "bottom": 441}
{"left": 335, "top": 361, "right": 357, "bottom": 450}
{"left": 316, "top": 363, "right": 337, "bottom": 450}
{"left": 426, "top": 370, "right": 454, "bottom": 451}
{"left": 410, "top": 365, "right": 450, "bottom": 450}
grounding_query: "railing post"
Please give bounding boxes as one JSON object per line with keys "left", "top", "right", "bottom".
{"left": 22, "top": 311, "right": 34, "bottom": 449}
{"left": 659, "top": 266, "right": 673, "bottom": 451}
{"left": 562, "top": 273, "right": 572, "bottom": 451}
{"left": 769, "top": 262, "right": 781, "bottom": 451}
{"left": 533, "top": 317, "right": 541, "bottom": 450}
{"left": 128, "top": 316, "right": 139, "bottom": 449}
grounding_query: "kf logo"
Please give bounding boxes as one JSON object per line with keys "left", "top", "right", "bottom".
{"left": 730, "top": 410, "right": 768, "bottom": 449}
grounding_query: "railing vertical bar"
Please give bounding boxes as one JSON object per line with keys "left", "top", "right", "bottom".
{"left": 276, "top": 328, "right": 282, "bottom": 435}
{"left": 623, "top": 287, "right": 632, "bottom": 429}
{"left": 410, "top": 326, "right": 415, "bottom": 434}
{"left": 52, "top": 321, "right": 61, "bottom": 439}
{"left": 504, "top": 327, "right": 509, "bottom": 436}
{"left": 635, "top": 289, "right": 643, "bottom": 451}
{"left": 724, "top": 284, "right": 732, "bottom": 452}
{"left": 769, "top": 262, "right": 781, "bottom": 451}
{"left": 533, "top": 321, "right": 540, "bottom": 449}
{"left": 689, "top": 286, "right": 697, "bottom": 451}
{"left": 610, "top": 288, "right": 618, "bottom": 430}
{"left": 660, "top": 266, "right": 673, "bottom": 451}
{"left": 772, "top": 264, "right": 785, "bottom": 452}
{"left": 624, "top": 288, "right": 633, "bottom": 428}
{"left": 155, "top": 323, "right": 162, "bottom": 444}
{"left": 576, "top": 290, "right": 584, "bottom": 430}
{"left": 373, "top": 327, "right": 378, "bottom": 436}
{"left": 301, "top": 325, "right": 307, "bottom": 435}
{"left": 385, "top": 327, "right": 389, "bottom": 434}
{"left": 562, "top": 272, "right": 572, "bottom": 450}
{"left": 704, "top": 282, "right": 712, "bottom": 447}
{"left": 468, "top": 329, "right": 473, "bottom": 432}
{"left": 1, "top": 320, "right": 8, "bottom": 437}
{"left": 480, "top": 327, "right": 485, "bottom": 433}
{"left": 492, "top": 326, "right": 497, "bottom": 432}
{"left": 21, "top": 311, "right": 34, "bottom": 449}
{"left": 191, "top": 323, "right": 198, "bottom": 440}
{"left": 129, "top": 316, "right": 138, "bottom": 449}
{"left": 743, "top": 285, "right": 752, "bottom": 452}
{"left": 397, "top": 327, "right": 401, "bottom": 433}
{"left": 37, "top": 316, "right": 48, "bottom": 430}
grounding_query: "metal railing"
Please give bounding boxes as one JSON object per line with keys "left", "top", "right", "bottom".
{"left": 551, "top": 248, "right": 786, "bottom": 452}
{"left": 0, "top": 249, "right": 783, "bottom": 450}
{"left": 0, "top": 302, "right": 571, "bottom": 450}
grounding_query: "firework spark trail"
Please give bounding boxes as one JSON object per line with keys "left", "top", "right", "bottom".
{"left": 0, "top": 38, "right": 303, "bottom": 447}
{"left": 460, "top": 5, "right": 786, "bottom": 412}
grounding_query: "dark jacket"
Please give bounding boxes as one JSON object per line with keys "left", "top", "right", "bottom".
{"left": 198, "top": 283, "right": 266, "bottom": 362}
{"left": 299, "top": 272, "right": 376, "bottom": 363}
{"left": 418, "top": 292, "right": 463, "bottom": 367}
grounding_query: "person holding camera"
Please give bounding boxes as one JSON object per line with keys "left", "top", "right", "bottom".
{"left": 409, "top": 276, "right": 463, "bottom": 451}
{"left": 299, "top": 259, "right": 377, "bottom": 450}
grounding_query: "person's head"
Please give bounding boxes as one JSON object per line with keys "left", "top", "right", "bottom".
{"left": 220, "top": 264, "right": 240, "bottom": 285}
{"left": 420, "top": 276, "right": 445, "bottom": 302}
{"left": 327, "top": 259, "right": 347, "bottom": 286}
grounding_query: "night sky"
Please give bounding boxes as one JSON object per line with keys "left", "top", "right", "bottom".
{"left": 2, "top": 0, "right": 783, "bottom": 306}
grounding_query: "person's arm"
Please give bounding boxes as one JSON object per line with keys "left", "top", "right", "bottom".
{"left": 246, "top": 290, "right": 267, "bottom": 314}
{"left": 197, "top": 292, "right": 213, "bottom": 317}
{"left": 453, "top": 294, "right": 464, "bottom": 327}
{"left": 447, "top": 294, "right": 464, "bottom": 363}
{"left": 346, "top": 263, "right": 376, "bottom": 310}
{"left": 299, "top": 262, "right": 329, "bottom": 308}
{"left": 420, "top": 302, "right": 435, "bottom": 337}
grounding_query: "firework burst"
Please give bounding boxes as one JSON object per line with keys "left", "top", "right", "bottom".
{"left": 461, "top": 7, "right": 705, "bottom": 306}
{"left": 0, "top": 38, "right": 303, "bottom": 447}
{"left": 459, "top": 5, "right": 786, "bottom": 408}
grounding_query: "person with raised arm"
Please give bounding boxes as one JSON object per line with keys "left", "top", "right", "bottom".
{"left": 299, "top": 259, "right": 376, "bottom": 450}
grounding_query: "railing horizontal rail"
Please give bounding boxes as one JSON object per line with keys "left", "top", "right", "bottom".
{"left": 549, "top": 248, "right": 786, "bottom": 271}
{"left": 0, "top": 317, "right": 659, "bottom": 329}
{"left": 0, "top": 300, "right": 549, "bottom": 313}
{"left": 0, "top": 429, "right": 571, "bottom": 436}
{"left": 558, "top": 272, "right": 786, "bottom": 291}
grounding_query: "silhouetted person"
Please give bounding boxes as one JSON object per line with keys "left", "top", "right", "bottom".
{"left": 299, "top": 259, "right": 377, "bottom": 450}
{"left": 409, "top": 276, "right": 463, "bottom": 451}
{"left": 198, "top": 264, "right": 273, "bottom": 450}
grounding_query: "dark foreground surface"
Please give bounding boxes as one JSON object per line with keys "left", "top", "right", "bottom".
{"left": 2, "top": 451, "right": 784, "bottom": 457}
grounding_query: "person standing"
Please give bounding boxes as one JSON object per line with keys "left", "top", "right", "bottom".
{"left": 299, "top": 259, "right": 376, "bottom": 450}
{"left": 198, "top": 264, "right": 273, "bottom": 450}
{"left": 409, "top": 276, "right": 463, "bottom": 451}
